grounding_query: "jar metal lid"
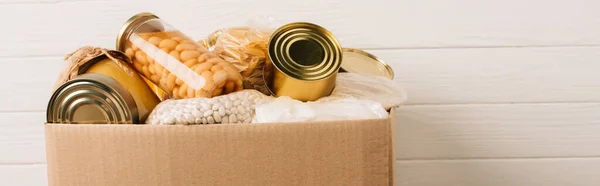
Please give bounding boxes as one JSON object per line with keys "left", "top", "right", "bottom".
{"left": 340, "top": 48, "right": 394, "bottom": 79}
{"left": 46, "top": 73, "right": 139, "bottom": 124}
{"left": 116, "top": 12, "right": 159, "bottom": 51}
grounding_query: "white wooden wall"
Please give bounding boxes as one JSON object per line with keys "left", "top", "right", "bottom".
{"left": 1, "top": 0, "right": 600, "bottom": 185}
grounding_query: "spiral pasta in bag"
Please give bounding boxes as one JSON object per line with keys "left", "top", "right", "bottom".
{"left": 198, "top": 19, "right": 275, "bottom": 95}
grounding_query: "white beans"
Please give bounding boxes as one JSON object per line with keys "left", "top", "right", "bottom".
{"left": 218, "top": 107, "right": 226, "bottom": 116}
{"left": 207, "top": 116, "right": 215, "bottom": 124}
{"left": 204, "top": 110, "right": 213, "bottom": 117}
{"left": 224, "top": 101, "right": 233, "bottom": 109}
{"left": 229, "top": 114, "right": 237, "bottom": 123}
{"left": 213, "top": 112, "right": 222, "bottom": 122}
{"left": 145, "top": 90, "right": 272, "bottom": 125}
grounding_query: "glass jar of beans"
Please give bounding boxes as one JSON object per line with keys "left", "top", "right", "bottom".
{"left": 116, "top": 12, "right": 244, "bottom": 99}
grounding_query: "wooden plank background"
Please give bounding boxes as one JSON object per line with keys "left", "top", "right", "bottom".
{"left": 1, "top": 0, "right": 599, "bottom": 185}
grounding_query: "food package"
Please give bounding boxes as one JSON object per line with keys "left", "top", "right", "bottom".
{"left": 145, "top": 90, "right": 273, "bottom": 125}
{"left": 52, "top": 46, "right": 131, "bottom": 92}
{"left": 117, "top": 13, "right": 247, "bottom": 99}
{"left": 252, "top": 96, "right": 388, "bottom": 123}
{"left": 197, "top": 18, "right": 276, "bottom": 95}
{"left": 320, "top": 72, "right": 408, "bottom": 110}
{"left": 125, "top": 33, "right": 245, "bottom": 99}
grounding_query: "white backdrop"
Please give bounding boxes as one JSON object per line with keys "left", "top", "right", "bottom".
{"left": 1, "top": 0, "right": 600, "bottom": 185}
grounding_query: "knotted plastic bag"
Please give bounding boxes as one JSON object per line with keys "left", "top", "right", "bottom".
{"left": 252, "top": 96, "right": 388, "bottom": 123}
{"left": 321, "top": 72, "right": 408, "bottom": 110}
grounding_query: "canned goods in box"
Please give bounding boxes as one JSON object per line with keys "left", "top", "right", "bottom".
{"left": 47, "top": 74, "right": 139, "bottom": 124}
{"left": 267, "top": 22, "right": 342, "bottom": 102}
{"left": 47, "top": 52, "right": 161, "bottom": 124}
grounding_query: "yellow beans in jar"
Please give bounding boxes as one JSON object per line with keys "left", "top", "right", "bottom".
{"left": 117, "top": 12, "right": 244, "bottom": 99}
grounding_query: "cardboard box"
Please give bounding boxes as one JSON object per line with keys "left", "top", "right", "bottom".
{"left": 44, "top": 109, "right": 396, "bottom": 186}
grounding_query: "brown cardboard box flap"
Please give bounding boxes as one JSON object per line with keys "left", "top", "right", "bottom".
{"left": 45, "top": 116, "right": 394, "bottom": 186}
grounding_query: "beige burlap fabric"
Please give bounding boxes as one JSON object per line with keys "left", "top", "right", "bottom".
{"left": 52, "top": 46, "right": 132, "bottom": 92}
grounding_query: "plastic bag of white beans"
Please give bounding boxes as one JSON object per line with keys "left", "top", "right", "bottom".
{"left": 145, "top": 90, "right": 273, "bottom": 125}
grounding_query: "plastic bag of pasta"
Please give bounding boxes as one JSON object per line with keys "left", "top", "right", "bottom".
{"left": 197, "top": 17, "right": 276, "bottom": 96}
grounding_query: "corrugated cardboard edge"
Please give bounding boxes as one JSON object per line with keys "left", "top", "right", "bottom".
{"left": 45, "top": 109, "right": 396, "bottom": 186}
{"left": 44, "top": 123, "right": 55, "bottom": 185}
{"left": 390, "top": 107, "right": 397, "bottom": 186}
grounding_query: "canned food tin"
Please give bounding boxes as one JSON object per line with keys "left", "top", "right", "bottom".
{"left": 267, "top": 22, "right": 342, "bottom": 102}
{"left": 340, "top": 48, "right": 394, "bottom": 79}
{"left": 80, "top": 53, "right": 161, "bottom": 120}
{"left": 47, "top": 52, "right": 161, "bottom": 124}
{"left": 47, "top": 74, "right": 138, "bottom": 124}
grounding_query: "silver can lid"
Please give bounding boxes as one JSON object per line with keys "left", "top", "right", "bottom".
{"left": 46, "top": 74, "right": 139, "bottom": 124}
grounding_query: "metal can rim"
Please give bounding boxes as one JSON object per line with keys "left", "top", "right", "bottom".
{"left": 341, "top": 48, "right": 395, "bottom": 79}
{"left": 47, "top": 74, "right": 139, "bottom": 124}
{"left": 116, "top": 12, "right": 159, "bottom": 52}
{"left": 268, "top": 22, "right": 343, "bottom": 81}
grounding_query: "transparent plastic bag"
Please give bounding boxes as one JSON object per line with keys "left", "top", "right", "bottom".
{"left": 319, "top": 73, "right": 408, "bottom": 110}
{"left": 146, "top": 90, "right": 273, "bottom": 125}
{"left": 197, "top": 17, "right": 276, "bottom": 96}
{"left": 252, "top": 96, "right": 388, "bottom": 123}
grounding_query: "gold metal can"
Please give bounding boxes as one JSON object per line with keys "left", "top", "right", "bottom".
{"left": 47, "top": 52, "right": 161, "bottom": 124}
{"left": 47, "top": 74, "right": 138, "bottom": 124}
{"left": 80, "top": 53, "right": 161, "bottom": 120}
{"left": 340, "top": 48, "right": 394, "bottom": 79}
{"left": 267, "top": 22, "right": 342, "bottom": 102}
